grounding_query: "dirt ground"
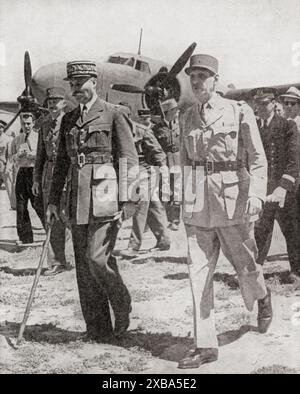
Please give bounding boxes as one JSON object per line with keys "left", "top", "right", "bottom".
{"left": 0, "top": 188, "right": 300, "bottom": 374}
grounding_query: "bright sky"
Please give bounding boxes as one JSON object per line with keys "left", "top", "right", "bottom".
{"left": 0, "top": 0, "right": 299, "bottom": 100}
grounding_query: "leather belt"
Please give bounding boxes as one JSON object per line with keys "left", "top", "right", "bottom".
{"left": 192, "top": 160, "right": 244, "bottom": 174}
{"left": 70, "top": 153, "right": 113, "bottom": 168}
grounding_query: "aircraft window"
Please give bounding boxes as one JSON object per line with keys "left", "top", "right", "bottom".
{"left": 135, "top": 60, "right": 150, "bottom": 73}
{"left": 108, "top": 56, "right": 134, "bottom": 67}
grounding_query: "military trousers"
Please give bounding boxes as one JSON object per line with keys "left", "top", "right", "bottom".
{"left": 254, "top": 192, "right": 300, "bottom": 271}
{"left": 15, "top": 167, "right": 44, "bottom": 244}
{"left": 71, "top": 220, "right": 131, "bottom": 336}
{"left": 185, "top": 223, "right": 267, "bottom": 349}
{"left": 128, "top": 199, "right": 170, "bottom": 250}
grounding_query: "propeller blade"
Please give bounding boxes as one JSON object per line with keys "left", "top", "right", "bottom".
{"left": 168, "top": 42, "right": 197, "bottom": 78}
{"left": 3, "top": 109, "right": 22, "bottom": 133}
{"left": 110, "top": 84, "right": 145, "bottom": 94}
{"left": 24, "top": 51, "right": 32, "bottom": 96}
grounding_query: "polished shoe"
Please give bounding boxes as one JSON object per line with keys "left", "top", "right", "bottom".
{"left": 120, "top": 248, "right": 139, "bottom": 259}
{"left": 43, "top": 265, "right": 67, "bottom": 276}
{"left": 150, "top": 242, "right": 171, "bottom": 252}
{"left": 257, "top": 287, "right": 272, "bottom": 333}
{"left": 178, "top": 348, "right": 218, "bottom": 369}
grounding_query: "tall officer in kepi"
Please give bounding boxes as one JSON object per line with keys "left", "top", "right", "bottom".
{"left": 46, "top": 61, "right": 138, "bottom": 341}
{"left": 179, "top": 54, "right": 271, "bottom": 369}
{"left": 33, "top": 87, "right": 71, "bottom": 276}
{"left": 252, "top": 87, "right": 300, "bottom": 283}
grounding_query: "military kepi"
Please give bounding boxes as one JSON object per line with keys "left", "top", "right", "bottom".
{"left": 185, "top": 54, "right": 218, "bottom": 76}
{"left": 251, "top": 87, "right": 276, "bottom": 102}
{"left": 64, "top": 61, "right": 97, "bottom": 80}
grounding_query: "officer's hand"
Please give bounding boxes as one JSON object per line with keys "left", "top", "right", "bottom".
{"left": 246, "top": 197, "right": 262, "bottom": 216}
{"left": 266, "top": 186, "right": 287, "bottom": 208}
{"left": 122, "top": 202, "right": 137, "bottom": 220}
{"left": 46, "top": 204, "right": 59, "bottom": 224}
{"left": 32, "top": 181, "right": 40, "bottom": 196}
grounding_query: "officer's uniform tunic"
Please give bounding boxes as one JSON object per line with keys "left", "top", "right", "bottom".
{"left": 180, "top": 94, "right": 268, "bottom": 348}
{"left": 48, "top": 97, "right": 138, "bottom": 337}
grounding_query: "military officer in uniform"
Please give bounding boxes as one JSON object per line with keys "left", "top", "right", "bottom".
{"left": 33, "top": 87, "right": 70, "bottom": 275}
{"left": 152, "top": 99, "right": 181, "bottom": 230}
{"left": 178, "top": 54, "right": 271, "bottom": 369}
{"left": 120, "top": 109, "right": 170, "bottom": 259}
{"left": 11, "top": 112, "right": 44, "bottom": 244}
{"left": 252, "top": 88, "right": 300, "bottom": 282}
{"left": 46, "top": 61, "right": 138, "bottom": 341}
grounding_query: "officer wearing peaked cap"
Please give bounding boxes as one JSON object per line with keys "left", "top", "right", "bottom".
{"left": 251, "top": 87, "right": 300, "bottom": 282}
{"left": 46, "top": 61, "right": 139, "bottom": 340}
{"left": 178, "top": 54, "right": 271, "bottom": 369}
{"left": 33, "top": 87, "right": 71, "bottom": 276}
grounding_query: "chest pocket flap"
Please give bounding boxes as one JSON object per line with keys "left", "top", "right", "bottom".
{"left": 88, "top": 123, "right": 112, "bottom": 136}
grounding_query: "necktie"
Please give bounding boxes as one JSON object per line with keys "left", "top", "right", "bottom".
{"left": 81, "top": 105, "right": 88, "bottom": 122}
{"left": 200, "top": 104, "right": 208, "bottom": 123}
{"left": 262, "top": 119, "right": 268, "bottom": 130}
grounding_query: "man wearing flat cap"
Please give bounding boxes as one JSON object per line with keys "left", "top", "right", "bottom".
{"left": 33, "top": 87, "right": 71, "bottom": 276}
{"left": 46, "top": 61, "right": 138, "bottom": 341}
{"left": 153, "top": 98, "right": 182, "bottom": 230}
{"left": 252, "top": 87, "right": 300, "bottom": 283}
{"left": 179, "top": 54, "right": 271, "bottom": 369}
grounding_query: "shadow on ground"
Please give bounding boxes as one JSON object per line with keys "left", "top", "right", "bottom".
{"left": 0, "top": 266, "right": 47, "bottom": 276}
{"left": 0, "top": 321, "right": 254, "bottom": 362}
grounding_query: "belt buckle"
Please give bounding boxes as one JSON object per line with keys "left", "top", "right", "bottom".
{"left": 205, "top": 160, "right": 214, "bottom": 175}
{"left": 77, "top": 152, "right": 86, "bottom": 168}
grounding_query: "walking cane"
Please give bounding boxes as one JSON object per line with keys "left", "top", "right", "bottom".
{"left": 16, "top": 218, "right": 54, "bottom": 346}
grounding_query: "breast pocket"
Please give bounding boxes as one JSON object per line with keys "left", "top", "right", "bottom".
{"left": 88, "top": 123, "right": 112, "bottom": 148}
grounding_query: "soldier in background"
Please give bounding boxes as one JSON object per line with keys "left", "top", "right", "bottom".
{"left": 120, "top": 109, "right": 170, "bottom": 259}
{"left": 10, "top": 112, "right": 44, "bottom": 244}
{"left": 33, "top": 87, "right": 71, "bottom": 276}
{"left": 252, "top": 88, "right": 300, "bottom": 283}
{"left": 152, "top": 98, "right": 181, "bottom": 230}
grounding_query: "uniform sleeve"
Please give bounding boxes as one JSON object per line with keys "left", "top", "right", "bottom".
{"left": 179, "top": 110, "right": 192, "bottom": 168}
{"left": 142, "top": 129, "right": 166, "bottom": 167}
{"left": 239, "top": 102, "right": 268, "bottom": 201}
{"left": 112, "top": 111, "right": 139, "bottom": 182}
{"left": 280, "top": 119, "right": 299, "bottom": 191}
{"left": 33, "top": 127, "right": 46, "bottom": 184}
{"left": 48, "top": 115, "right": 71, "bottom": 206}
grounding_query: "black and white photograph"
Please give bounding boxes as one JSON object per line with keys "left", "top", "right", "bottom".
{"left": 0, "top": 0, "right": 300, "bottom": 375}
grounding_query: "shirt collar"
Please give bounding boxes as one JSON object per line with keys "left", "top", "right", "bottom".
{"left": 80, "top": 94, "right": 98, "bottom": 114}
